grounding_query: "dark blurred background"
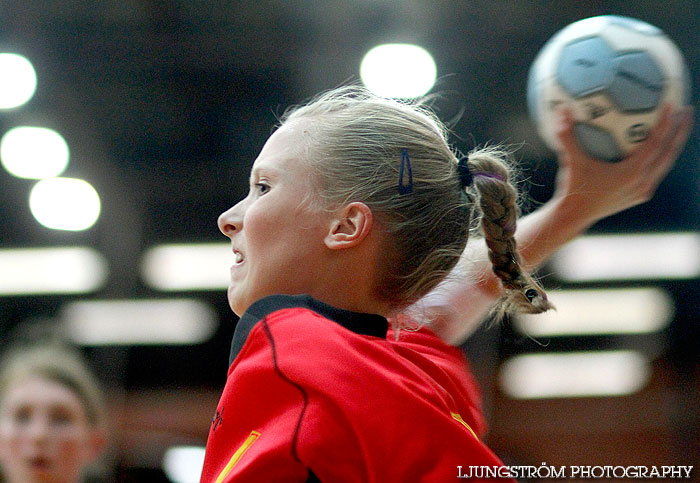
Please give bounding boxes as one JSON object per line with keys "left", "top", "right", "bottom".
{"left": 0, "top": 1, "right": 698, "bottom": 481}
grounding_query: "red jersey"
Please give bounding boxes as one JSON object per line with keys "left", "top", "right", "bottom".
{"left": 200, "top": 295, "right": 510, "bottom": 482}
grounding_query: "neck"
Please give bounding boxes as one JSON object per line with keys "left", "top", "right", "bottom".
{"left": 319, "top": 294, "right": 391, "bottom": 318}
{"left": 307, "top": 247, "right": 392, "bottom": 318}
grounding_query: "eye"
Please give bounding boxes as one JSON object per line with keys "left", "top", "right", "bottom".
{"left": 12, "top": 406, "right": 32, "bottom": 425}
{"left": 525, "top": 288, "right": 538, "bottom": 303}
{"left": 49, "top": 407, "right": 77, "bottom": 427}
{"left": 254, "top": 182, "right": 270, "bottom": 195}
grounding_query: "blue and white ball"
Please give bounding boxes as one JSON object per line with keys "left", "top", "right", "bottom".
{"left": 527, "top": 15, "right": 690, "bottom": 162}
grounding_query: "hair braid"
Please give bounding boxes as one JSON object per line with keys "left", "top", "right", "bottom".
{"left": 466, "top": 148, "right": 553, "bottom": 315}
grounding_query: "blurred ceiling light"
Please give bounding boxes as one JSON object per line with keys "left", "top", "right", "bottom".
{"left": 551, "top": 232, "right": 700, "bottom": 282}
{"left": 514, "top": 287, "right": 674, "bottom": 336}
{"left": 500, "top": 350, "right": 650, "bottom": 399}
{"left": 29, "top": 177, "right": 101, "bottom": 231}
{"left": 62, "top": 299, "right": 217, "bottom": 345}
{"left": 162, "top": 446, "right": 206, "bottom": 483}
{"left": 0, "top": 53, "right": 37, "bottom": 109}
{"left": 0, "top": 247, "right": 107, "bottom": 295}
{"left": 1, "top": 126, "right": 69, "bottom": 179}
{"left": 360, "top": 43, "right": 437, "bottom": 98}
{"left": 142, "top": 243, "right": 233, "bottom": 291}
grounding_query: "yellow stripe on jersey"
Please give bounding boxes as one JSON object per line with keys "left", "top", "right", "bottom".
{"left": 214, "top": 431, "right": 261, "bottom": 483}
{"left": 451, "top": 412, "right": 479, "bottom": 441}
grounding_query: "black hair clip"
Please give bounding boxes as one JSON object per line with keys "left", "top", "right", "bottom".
{"left": 457, "top": 157, "right": 473, "bottom": 188}
{"left": 398, "top": 149, "right": 413, "bottom": 195}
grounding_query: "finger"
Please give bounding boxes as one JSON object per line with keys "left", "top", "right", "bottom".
{"left": 554, "top": 107, "right": 584, "bottom": 159}
{"left": 647, "top": 106, "right": 694, "bottom": 186}
{"left": 656, "top": 106, "right": 693, "bottom": 166}
{"left": 631, "top": 104, "right": 674, "bottom": 164}
{"left": 630, "top": 104, "right": 688, "bottom": 171}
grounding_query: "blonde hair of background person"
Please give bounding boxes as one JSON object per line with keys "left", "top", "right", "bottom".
{"left": 0, "top": 339, "right": 108, "bottom": 483}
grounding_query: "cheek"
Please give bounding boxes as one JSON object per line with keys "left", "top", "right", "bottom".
{"left": 0, "top": 425, "right": 30, "bottom": 476}
{"left": 244, "top": 206, "right": 287, "bottom": 268}
{"left": 57, "top": 432, "right": 85, "bottom": 451}
{"left": 242, "top": 195, "right": 328, "bottom": 291}
{"left": 51, "top": 430, "right": 94, "bottom": 471}
{"left": 244, "top": 203, "right": 280, "bottom": 241}
{"left": 0, "top": 428, "right": 12, "bottom": 461}
{"left": 0, "top": 422, "right": 23, "bottom": 451}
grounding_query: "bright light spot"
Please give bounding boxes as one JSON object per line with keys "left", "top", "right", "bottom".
{"left": 360, "top": 43, "right": 437, "bottom": 98}
{"left": 0, "top": 53, "right": 37, "bottom": 109}
{"left": 162, "top": 446, "right": 206, "bottom": 483}
{"left": 500, "top": 351, "right": 650, "bottom": 399}
{"left": 1, "top": 126, "right": 69, "bottom": 179}
{"left": 62, "top": 299, "right": 217, "bottom": 346}
{"left": 514, "top": 288, "right": 674, "bottom": 336}
{"left": 0, "top": 247, "right": 107, "bottom": 295}
{"left": 142, "top": 243, "right": 233, "bottom": 291}
{"left": 29, "top": 178, "right": 101, "bottom": 231}
{"left": 551, "top": 232, "right": 700, "bottom": 281}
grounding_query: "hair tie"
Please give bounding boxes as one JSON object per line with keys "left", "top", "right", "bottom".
{"left": 457, "top": 157, "right": 473, "bottom": 188}
{"left": 398, "top": 149, "right": 413, "bottom": 195}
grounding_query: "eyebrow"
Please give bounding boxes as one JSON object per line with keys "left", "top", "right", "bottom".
{"left": 249, "top": 165, "right": 281, "bottom": 182}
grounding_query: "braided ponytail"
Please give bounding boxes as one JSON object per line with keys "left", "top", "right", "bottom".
{"left": 464, "top": 147, "right": 553, "bottom": 315}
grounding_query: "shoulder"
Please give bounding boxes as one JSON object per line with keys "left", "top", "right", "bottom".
{"left": 388, "top": 326, "right": 487, "bottom": 435}
{"left": 230, "top": 294, "right": 387, "bottom": 368}
{"left": 241, "top": 294, "right": 387, "bottom": 354}
{"left": 234, "top": 298, "right": 387, "bottom": 375}
{"left": 261, "top": 306, "right": 385, "bottom": 366}
{"left": 387, "top": 322, "right": 472, "bottom": 378}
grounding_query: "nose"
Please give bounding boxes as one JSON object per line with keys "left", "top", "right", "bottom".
{"left": 25, "top": 416, "right": 50, "bottom": 443}
{"left": 218, "top": 200, "right": 244, "bottom": 238}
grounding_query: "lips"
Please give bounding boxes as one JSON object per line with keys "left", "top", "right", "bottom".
{"left": 28, "top": 455, "right": 52, "bottom": 473}
{"left": 233, "top": 249, "right": 244, "bottom": 264}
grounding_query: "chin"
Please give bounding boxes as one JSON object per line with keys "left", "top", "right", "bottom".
{"left": 227, "top": 287, "right": 244, "bottom": 317}
{"left": 229, "top": 301, "right": 246, "bottom": 318}
{"left": 229, "top": 287, "right": 260, "bottom": 317}
{"left": 229, "top": 302, "right": 242, "bottom": 317}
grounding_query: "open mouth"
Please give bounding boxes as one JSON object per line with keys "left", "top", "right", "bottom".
{"left": 28, "top": 456, "right": 52, "bottom": 471}
{"left": 234, "top": 250, "right": 244, "bottom": 264}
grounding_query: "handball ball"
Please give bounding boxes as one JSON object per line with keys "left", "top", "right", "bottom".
{"left": 527, "top": 15, "right": 690, "bottom": 162}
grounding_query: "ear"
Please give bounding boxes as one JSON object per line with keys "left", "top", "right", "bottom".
{"left": 324, "top": 202, "right": 373, "bottom": 250}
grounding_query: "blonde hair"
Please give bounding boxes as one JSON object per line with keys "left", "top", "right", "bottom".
{"left": 281, "top": 85, "right": 551, "bottom": 314}
{"left": 0, "top": 341, "right": 106, "bottom": 428}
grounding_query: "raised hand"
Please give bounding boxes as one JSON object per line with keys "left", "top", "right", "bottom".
{"left": 552, "top": 104, "right": 694, "bottom": 223}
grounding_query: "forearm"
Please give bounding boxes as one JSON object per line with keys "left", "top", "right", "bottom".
{"left": 515, "top": 192, "right": 597, "bottom": 273}
{"left": 419, "top": 193, "right": 596, "bottom": 345}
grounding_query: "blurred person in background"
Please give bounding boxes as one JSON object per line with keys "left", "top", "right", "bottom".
{"left": 0, "top": 334, "right": 109, "bottom": 483}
